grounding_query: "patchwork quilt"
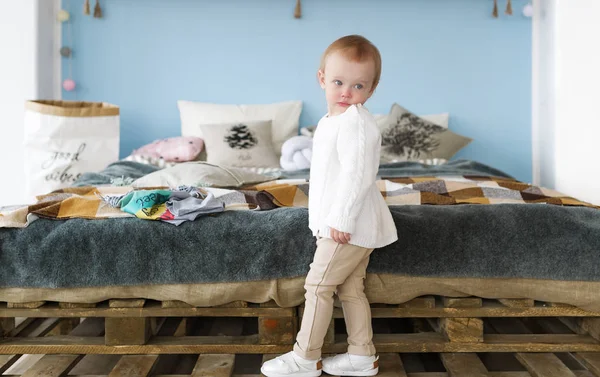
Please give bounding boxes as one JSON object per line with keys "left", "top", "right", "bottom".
{"left": 1, "top": 175, "right": 596, "bottom": 229}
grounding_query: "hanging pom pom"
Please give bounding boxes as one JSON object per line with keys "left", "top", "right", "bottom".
{"left": 60, "top": 46, "right": 72, "bottom": 57}
{"left": 84, "top": 0, "right": 90, "bottom": 15}
{"left": 57, "top": 10, "right": 70, "bottom": 22}
{"left": 492, "top": 0, "right": 499, "bottom": 18}
{"left": 522, "top": 2, "right": 533, "bottom": 17}
{"left": 93, "top": 0, "right": 102, "bottom": 18}
{"left": 63, "top": 79, "right": 76, "bottom": 92}
{"left": 294, "top": 0, "right": 302, "bottom": 19}
{"left": 505, "top": 0, "right": 513, "bottom": 15}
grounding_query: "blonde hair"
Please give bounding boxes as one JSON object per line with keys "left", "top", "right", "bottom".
{"left": 319, "top": 35, "right": 382, "bottom": 91}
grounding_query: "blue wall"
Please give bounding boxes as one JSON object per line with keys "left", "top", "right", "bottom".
{"left": 62, "top": 0, "right": 532, "bottom": 182}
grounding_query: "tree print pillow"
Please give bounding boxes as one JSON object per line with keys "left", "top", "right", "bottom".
{"left": 379, "top": 103, "right": 472, "bottom": 163}
{"left": 199, "top": 120, "right": 280, "bottom": 168}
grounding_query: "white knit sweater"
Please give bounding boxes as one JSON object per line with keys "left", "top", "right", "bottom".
{"left": 308, "top": 104, "right": 398, "bottom": 249}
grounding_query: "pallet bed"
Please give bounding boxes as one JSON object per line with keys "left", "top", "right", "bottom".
{"left": 2, "top": 299, "right": 600, "bottom": 376}
{"left": 2, "top": 296, "right": 600, "bottom": 357}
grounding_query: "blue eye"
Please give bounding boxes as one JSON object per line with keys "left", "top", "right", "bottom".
{"left": 334, "top": 80, "right": 342, "bottom": 86}
{"left": 354, "top": 84, "right": 364, "bottom": 90}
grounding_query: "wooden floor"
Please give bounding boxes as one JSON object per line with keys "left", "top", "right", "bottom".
{"left": 5, "top": 351, "right": 600, "bottom": 377}
{"left": 3, "top": 315, "right": 600, "bottom": 376}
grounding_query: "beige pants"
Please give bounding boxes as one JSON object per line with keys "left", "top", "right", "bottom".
{"left": 293, "top": 237, "right": 375, "bottom": 360}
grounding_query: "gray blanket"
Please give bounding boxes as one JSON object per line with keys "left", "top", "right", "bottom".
{"left": 73, "top": 160, "right": 160, "bottom": 187}
{"left": 284, "top": 159, "right": 515, "bottom": 181}
{"left": 72, "top": 159, "right": 514, "bottom": 186}
{"left": 1, "top": 160, "right": 599, "bottom": 289}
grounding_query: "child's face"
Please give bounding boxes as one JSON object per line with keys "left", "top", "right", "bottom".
{"left": 318, "top": 51, "right": 376, "bottom": 116}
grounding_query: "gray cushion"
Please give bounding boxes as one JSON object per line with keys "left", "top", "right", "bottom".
{"left": 379, "top": 103, "right": 472, "bottom": 163}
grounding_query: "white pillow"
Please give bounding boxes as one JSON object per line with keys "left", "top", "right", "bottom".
{"left": 299, "top": 112, "right": 448, "bottom": 139}
{"left": 178, "top": 100, "right": 302, "bottom": 158}
{"left": 199, "top": 120, "right": 280, "bottom": 168}
{"left": 375, "top": 112, "right": 449, "bottom": 128}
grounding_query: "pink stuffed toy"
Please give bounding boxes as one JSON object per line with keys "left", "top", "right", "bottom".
{"left": 132, "top": 136, "right": 204, "bottom": 162}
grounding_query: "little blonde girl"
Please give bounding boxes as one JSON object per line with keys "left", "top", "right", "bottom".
{"left": 261, "top": 35, "right": 398, "bottom": 377}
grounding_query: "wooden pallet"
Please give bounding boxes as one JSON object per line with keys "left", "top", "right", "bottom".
{"left": 2, "top": 296, "right": 600, "bottom": 356}
{"left": 3, "top": 313, "right": 600, "bottom": 376}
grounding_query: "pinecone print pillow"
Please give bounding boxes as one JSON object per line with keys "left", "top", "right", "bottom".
{"left": 199, "top": 120, "right": 280, "bottom": 168}
{"left": 379, "top": 103, "right": 472, "bottom": 163}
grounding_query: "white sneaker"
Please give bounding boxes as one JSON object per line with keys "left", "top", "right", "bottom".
{"left": 260, "top": 351, "right": 322, "bottom": 377}
{"left": 322, "top": 353, "right": 379, "bottom": 376}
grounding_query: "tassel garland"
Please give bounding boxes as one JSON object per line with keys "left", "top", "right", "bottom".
{"left": 93, "top": 0, "right": 102, "bottom": 18}
{"left": 294, "top": 0, "right": 302, "bottom": 19}
{"left": 505, "top": 0, "right": 513, "bottom": 15}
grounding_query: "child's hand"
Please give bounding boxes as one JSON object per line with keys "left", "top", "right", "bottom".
{"left": 331, "top": 228, "right": 351, "bottom": 244}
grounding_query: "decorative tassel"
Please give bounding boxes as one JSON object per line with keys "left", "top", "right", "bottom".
{"left": 492, "top": 0, "right": 499, "bottom": 18}
{"left": 84, "top": 0, "right": 90, "bottom": 15}
{"left": 294, "top": 0, "right": 302, "bottom": 19}
{"left": 505, "top": 0, "right": 513, "bottom": 15}
{"left": 93, "top": 0, "right": 102, "bottom": 18}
